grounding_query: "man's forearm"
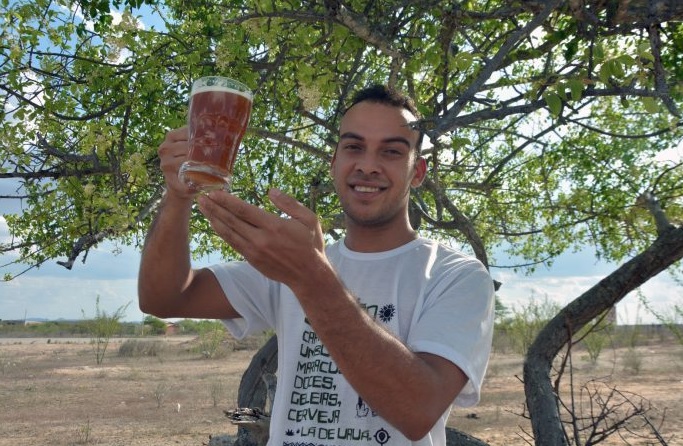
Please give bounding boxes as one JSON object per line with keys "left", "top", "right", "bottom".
{"left": 290, "top": 263, "right": 467, "bottom": 440}
{"left": 138, "top": 193, "right": 194, "bottom": 316}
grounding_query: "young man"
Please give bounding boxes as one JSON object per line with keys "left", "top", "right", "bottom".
{"left": 138, "top": 85, "right": 494, "bottom": 446}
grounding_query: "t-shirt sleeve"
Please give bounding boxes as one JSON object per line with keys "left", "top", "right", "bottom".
{"left": 207, "top": 261, "right": 278, "bottom": 339}
{"left": 407, "top": 258, "right": 495, "bottom": 407}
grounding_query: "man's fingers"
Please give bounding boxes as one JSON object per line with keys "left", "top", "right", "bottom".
{"left": 169, "top": 125, "right": 189, "bottom": 142}
{"left": 268, "top": 188, "right": 317, "bottom": 227}
{"left": 204, "top": 191, "right": 267, "bottom": 227}
{"left": 197, "top": 193, "right": 254, "bottom": 248}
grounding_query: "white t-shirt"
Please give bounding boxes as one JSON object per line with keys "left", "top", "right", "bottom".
{"left": 209, "top": 237, "right": 495, "bottom": 446}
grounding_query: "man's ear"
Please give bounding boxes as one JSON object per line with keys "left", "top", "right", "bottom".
{"left": 411, "top": 156, "right": 427, "bottom": 188}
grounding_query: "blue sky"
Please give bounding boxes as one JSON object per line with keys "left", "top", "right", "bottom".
{"left": 1, "top": 5, "right": 681, "bottom": 325}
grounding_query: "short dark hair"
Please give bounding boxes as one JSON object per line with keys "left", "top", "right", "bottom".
{"left": 344, "top": 84, "right": 424, "bottom": 153}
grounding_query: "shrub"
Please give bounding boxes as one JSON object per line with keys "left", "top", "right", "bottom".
{"left": 578, "top": 310, "right": 614, "bottom": 365}
{"left": 81, "top": 296, "right": 130, "bottom": 365}
{"left": 195, "top": 321, "right": 228, "bottom": 359}
{"left": 143, "top": 316, "right": 168, "bottom": 335}
{"left": 502, "top": 295, "right": 562, "bottom": 355}
{"left": 622, "top": 347, "right": 643, "bottom": 375}
{"left": 118, "top": 339, "right": 166, "bottom": 357}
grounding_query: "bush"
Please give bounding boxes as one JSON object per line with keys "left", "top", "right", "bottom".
{"left": 195, "top": 321, "right": 228, "bottom": 359}
{"left": 82, "top": 296, "right": 130, "bottom": 365}
{"left": 622, "top": 347, "right": 643, "bottom": 374}
{"left": 500, "top": 295, "right": 562, "bottom": 355}
{"left": 118, "top": 339, "right": 166, "bottom": 357}
{"left": 143, "top": 316, "right": 167, "bottom": 335}
{"left": 581, "top": 330, "right": 609, "bottom": 364}
{"left": 578, "top": 311, "right": 614, "bottom": 365}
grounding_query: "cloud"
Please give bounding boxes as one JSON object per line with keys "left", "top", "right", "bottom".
{"left": 1, "top": 275, "right": 141, "bottom": 321}
{"left": 494, "top": 269, "right": 681, "bottom": 325}
{"left": 2, "top": 207, "right": 145, "bottom": 320}
{"left": 3, "top": 238, "right": 678, "bottom": 324}
{"left": 654, "top": 139, "right": 683, "bottom": 164}
{"left": 0, "top": 215, "right": 8, "bottom": 242}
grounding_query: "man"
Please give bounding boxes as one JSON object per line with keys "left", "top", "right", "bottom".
{"left": 138, "top": 85, "right": 494, "bottom": 446}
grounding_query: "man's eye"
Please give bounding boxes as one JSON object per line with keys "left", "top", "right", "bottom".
{"left": 384, "top": 148, "right": 403, "bottom": 156}
{"left": 344, "top": 144, "right": 362, "bottom": 151}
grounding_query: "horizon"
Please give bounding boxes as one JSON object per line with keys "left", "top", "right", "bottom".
{"left": 1, "top": 230, "right": 679, "bottom": 325}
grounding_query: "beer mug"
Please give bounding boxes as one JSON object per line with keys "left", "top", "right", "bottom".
{"left": 179, "top": 76, "right": 253, "bottom": 191}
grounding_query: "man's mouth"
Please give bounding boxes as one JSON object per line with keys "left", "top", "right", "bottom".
{"left": 353, "top": 185, "right": 381, "bottom": 193}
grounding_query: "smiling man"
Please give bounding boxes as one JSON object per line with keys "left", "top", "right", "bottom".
{"left": 332, "top": 93, "right": 426, "bottom": 252}
{"left": 138, "top": 84, "right": 495, "bottom": 446}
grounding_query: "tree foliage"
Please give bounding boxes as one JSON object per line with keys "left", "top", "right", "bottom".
{"left": 1, "top": 0, "right": 681, "bottom": 277}
{"left": 143, "top": 314, "right": 167, "bottom": 334}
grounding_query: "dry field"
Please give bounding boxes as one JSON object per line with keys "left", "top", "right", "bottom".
{"left": 0, "top": 334, "right": 681, "bottom": 446}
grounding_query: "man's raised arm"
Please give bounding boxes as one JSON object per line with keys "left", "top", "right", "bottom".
{"left": 137, "top": 127, "right": 238, "bottom": 320}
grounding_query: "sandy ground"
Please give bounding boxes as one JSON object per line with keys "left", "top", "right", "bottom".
{"left": 0, "top": 335, "right": 681, "bottom": 445}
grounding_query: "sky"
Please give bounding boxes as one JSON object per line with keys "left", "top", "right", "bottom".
{"left": 1, "top": 5, "right": 681, "bottom": 325}
{"left": 1, "top": 188, "right": 680, "bottom": 325}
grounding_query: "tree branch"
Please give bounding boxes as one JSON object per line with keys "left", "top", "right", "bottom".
{"left": 524, "top": 221, "right": 683, "bottom": 444}
{"left": 636, "top": 191, "right": 675, "bottom": 235}
{"left": 55, "top": 186, "right": 165, "bottom": 270}
{"left": 432, "top": 0, "right": 565, "bottom": 135}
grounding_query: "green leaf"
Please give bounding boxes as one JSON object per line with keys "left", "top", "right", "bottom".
{"left": 568, "top": 79, "right": 583, "bottom": 101}
{"left": 543, "top": 92, "right": 562, "bottom": 116}
{"left": 451, "top": 137, "right": 471, "bottom": 148}
{"left": 617, "top": 54, "right": 635, "bottom": 68}
{"left": 641, "top": 97, "right": 659, "bottom": 113}
{"left": 608, "top": 59, "right": 625, "bottom": 78}
{"left": 599, "top": 63, "right": 612, "bottom": 85}
{"left": 563, "top": 38, "right": 579, "bottom": 61}
{"left": 454, "top": 52, "right": 473, "bottom": 71}
{"left": 637, "top": 41, "right": 655, "bottom": 62}
{"left": 594, "top": 43, "right": 605, "bottom": 62}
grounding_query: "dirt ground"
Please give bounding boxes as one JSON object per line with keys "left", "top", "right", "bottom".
{"left": 0, "top": 335, "right": 680, "bottom": 446}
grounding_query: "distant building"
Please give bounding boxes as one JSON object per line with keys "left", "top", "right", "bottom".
{"left": 164, "top": 322, "right": 181, "bottom": 336}
{"left": 0, "top": 320, "right": 26, "bottom": 326}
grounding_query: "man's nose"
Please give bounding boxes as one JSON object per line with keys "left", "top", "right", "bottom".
{"left": 355, "top": 152, "right": 381, "bottom": 174}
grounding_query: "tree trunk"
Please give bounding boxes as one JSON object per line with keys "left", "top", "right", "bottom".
{"left": 234, "top": 335, "right": 278, "bottom": 446}
{"left": 524, "top": 225, "right": 683, "bottom": 445}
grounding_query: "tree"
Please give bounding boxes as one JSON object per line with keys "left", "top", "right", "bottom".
{"left": 2, "top": 1, "right": 682, "bottom": 444}
{"left": 2, "top": 0, "right": 682, "bottom": 274}
{"left": 143, "top": 315, "right": 167, "bottom": 335}
{"left": 524, "top": 215, "right": 682, "bottom": 444}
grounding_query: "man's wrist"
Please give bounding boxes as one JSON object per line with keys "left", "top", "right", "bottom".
{"left": 161, "top": 188, "right": 194, "bottom": 210}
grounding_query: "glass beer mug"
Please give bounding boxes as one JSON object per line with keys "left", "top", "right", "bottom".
{"left": 179, "top": 76, "right": 253, "bottom": 191}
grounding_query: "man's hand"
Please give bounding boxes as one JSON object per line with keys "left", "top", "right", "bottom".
{"left": 197, "top": 188, "right": 327, "bottom": 288}
{"left": 157, "top": 126, "right": 197, "bottom": 202}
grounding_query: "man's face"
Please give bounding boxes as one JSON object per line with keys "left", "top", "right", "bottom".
{"left": 330, "top": 101, "right": 426, "bottom": 228}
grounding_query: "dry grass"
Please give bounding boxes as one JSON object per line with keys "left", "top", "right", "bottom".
{"left": 0, "top": 335, "right": 681, "bottom": 445}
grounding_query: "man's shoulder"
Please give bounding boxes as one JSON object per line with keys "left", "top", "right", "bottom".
{"left": 417, "top": 237, "right": 469, "bottom": 258}
{"left": 418, "top": 238, "right": 489, "bottom": 272}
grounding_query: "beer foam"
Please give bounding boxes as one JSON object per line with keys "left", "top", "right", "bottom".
{"left": 191, "top": 85, "right": 253, "bottom": 101}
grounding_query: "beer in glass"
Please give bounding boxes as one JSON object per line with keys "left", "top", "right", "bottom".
{"left": 179, "top": 76, "right": 253, "bottom": 191}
